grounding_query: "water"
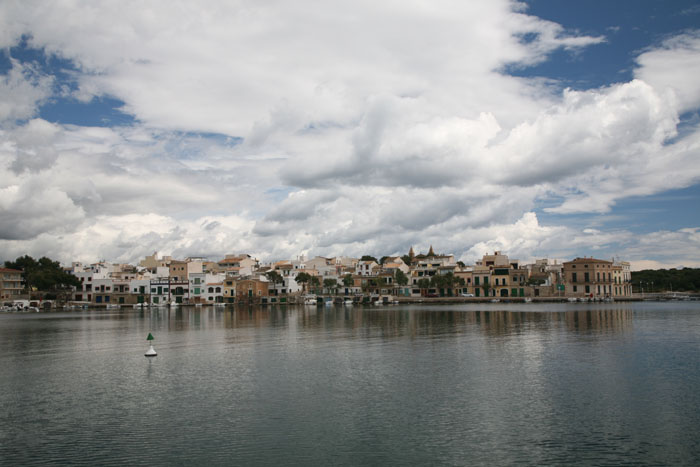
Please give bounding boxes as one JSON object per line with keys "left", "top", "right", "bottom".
{"left": 1, "top": 302, "right": 699, "bottom": 466}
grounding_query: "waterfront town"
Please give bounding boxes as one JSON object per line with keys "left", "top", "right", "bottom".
{"left": 1, "top": 248, "right": 634, "bottom": 308}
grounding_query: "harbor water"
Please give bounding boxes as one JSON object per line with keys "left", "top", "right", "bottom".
{"left": 1, "top": 302, "right": 699, "bottom": 465}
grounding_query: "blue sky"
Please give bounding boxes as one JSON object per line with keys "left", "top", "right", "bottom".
{"left": 1, "top": 0, "right": 699, "bottom": 269}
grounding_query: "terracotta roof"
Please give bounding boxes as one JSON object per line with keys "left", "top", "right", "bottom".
{"left": 0, "top": 268, "right": 22, "bottom": 273}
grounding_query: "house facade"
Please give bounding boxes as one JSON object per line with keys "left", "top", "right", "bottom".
{"left": 0, "top": 268, "right": 23, "bottom": 300}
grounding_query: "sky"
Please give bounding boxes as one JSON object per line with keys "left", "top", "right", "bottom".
{"left": 1, "top": 0, "right": 700, "bottom": 270}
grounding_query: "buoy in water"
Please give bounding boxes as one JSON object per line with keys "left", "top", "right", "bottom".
{"left": 145, "top": 344, "right": 157, "bottom": 357}
{"left": 145, "top": 332, "right": 157, "bottom": 357}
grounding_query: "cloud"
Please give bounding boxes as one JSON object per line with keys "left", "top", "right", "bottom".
{"left": 635, "top": 32, "right": 700, "bottom": 113}
{"left": 0, "top": 2, "right": 698, "bottom": 266}
{"left": 7, "top": 118, "right": 61, "bottom": 173}
{"left": 0, "top": 59, "right": 53, "bottom": 122}
{"left": 0, "top": 179, "right": 85, "bottom": 240}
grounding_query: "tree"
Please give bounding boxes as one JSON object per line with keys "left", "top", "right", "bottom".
{"left": 360, "top": 255, "right": 378, "bottom": 263}
{"left": 457, "top": 261, "right": 466, "bottom": 268}
{"left": 395, "top": 269, "right": 408, "bottom": 286}
{"left": 401, "top": 255, "right": 413, "bottom": 266}
{"left": 526, "top": 277, "right": 546, "bottom": 286}
{"left": 379, "top": 256, "right": 390, "bottom": 265}
{"left": 342, "top": 274, "right": 354, "bottom": 287}
{"left": 309, "top": 276, "right": 321, "bottom": 294}
{"left": 417, "top": 278, "right": 431, "bottom": 296}
{"left": 4, "top": 255, "right": 81, "bottom": 295}
{"left": 631, "top": 268, "right": 700, "bottom": 292}
{"left": 323, "top": 278, "right": 338, "bottom": 294}
{"left": 295, "top": 272, "right": 311, "bottom": 293}
{"left": 265, "top": 270, "right": 284, "bottom": 285}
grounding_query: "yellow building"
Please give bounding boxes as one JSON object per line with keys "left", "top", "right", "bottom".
{"left": 1, "top": 268, "right": 23, "bottom": 300}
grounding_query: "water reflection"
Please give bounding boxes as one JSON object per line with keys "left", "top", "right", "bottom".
{"left": 1, "top": 302, "right": 698, "bottom": 467}
{"left": 95, "top": 305, "right": 635, "bottom": 338}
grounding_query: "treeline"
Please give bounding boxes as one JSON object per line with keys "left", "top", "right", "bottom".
{"left": 630, "top": 268, "right": 700, "bottom": 292}
{"left": 3, "top": 255, "right": 81, "bottom": 294}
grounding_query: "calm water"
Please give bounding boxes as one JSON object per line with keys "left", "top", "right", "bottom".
{"left": 1, "top": 302, "right": 700, "bottom": 466}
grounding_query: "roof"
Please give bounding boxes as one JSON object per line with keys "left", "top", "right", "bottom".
{"left": 0, "top": 268, "right": 22, "bottom": 273}
{"left": 565, "top": 257, "right": 613, "bottom": 264}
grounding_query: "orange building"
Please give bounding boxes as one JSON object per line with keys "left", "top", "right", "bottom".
{"left": 563, "top": 257, "right": 614, "bottom": 298}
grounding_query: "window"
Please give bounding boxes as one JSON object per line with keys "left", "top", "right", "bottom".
{"left": 572, "top": 272, "right": 577, "bottom": 282}
{"left": 573, "top": 286, "right": 577, "bottom": 292}
{"left": 585, "top": 285, "right": 590, "bottom": 293}
{"left": 584, "top": 272, "right": 590, "bottom": 282}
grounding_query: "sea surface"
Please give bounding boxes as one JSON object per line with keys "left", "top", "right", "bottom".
{"left": 1, "top": 302, "right": 699, "bottom": 466}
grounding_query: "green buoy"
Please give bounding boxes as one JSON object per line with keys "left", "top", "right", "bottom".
{"left": 145, "top": 333, "right": 157, "bottom": 357}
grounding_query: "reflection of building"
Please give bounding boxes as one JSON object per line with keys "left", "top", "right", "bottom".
{"left": 563, "top": 257, "right": 614, "bottom": 298}
{"left": 564, "top": 309, "right": 633, "bottom": 333}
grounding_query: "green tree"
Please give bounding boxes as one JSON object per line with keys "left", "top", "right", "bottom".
{"left": 4, "top": 255, "right": 81, "bottom": 295}
{"left": 295, "top": 272, "right": 311, "bottom": 293}
{"left": 631, "top": 268, "right": 700, "bottom": 292}
{"left": 265, "top": 270, "right": 284, "bottom": 284}
{"left": 360, "top": 255, "right": 378, "bottom": 263}
{"left": 417, "top": 278, "right": 431, "bottom": 296}
{"left": 395, "top": 269, "right": 408, "bottom": 286}
{"left": 342, "top": 274, "right": 354, "bottom": 287}
{"left": 401, "top": 255, "right": 413, "bottom": 266}
{"left": 323, "top": 278, "right": 338, "bottom": 294}
{"left": 309, "top": 275, "right": 321, "bottom": 294}
{"left": 526, "top": 277, "right": 546, "bottom": 286}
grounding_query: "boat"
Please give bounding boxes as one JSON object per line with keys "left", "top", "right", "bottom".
{"left": 344, "top": 298, "right": 354, "bottom": 305}
{"left": 303, "top": 295, "right": 317, "bottom": 305}
{"left": 524, "top": 297, "right": 532, "bottom": 303}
